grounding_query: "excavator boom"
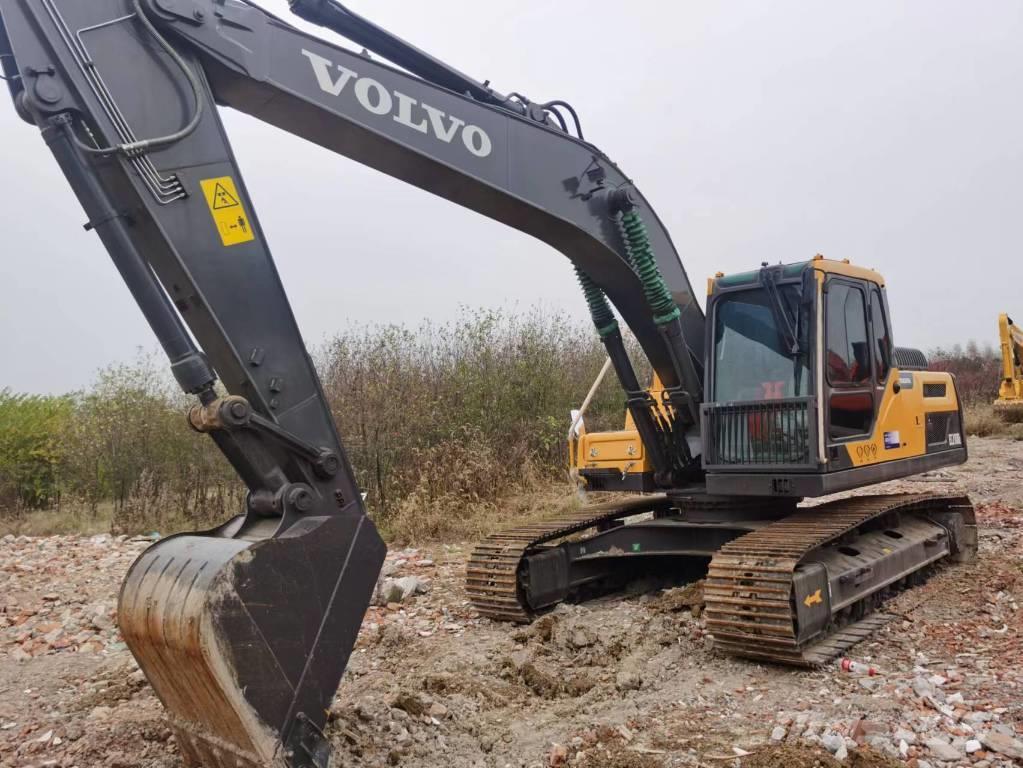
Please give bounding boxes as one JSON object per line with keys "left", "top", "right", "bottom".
{"left": 0, "top": 0, "right": 706, "bottom": 764}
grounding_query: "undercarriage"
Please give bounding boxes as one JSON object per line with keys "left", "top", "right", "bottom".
{"left": 467, "top": 492, "right": 976, "bottom": 666}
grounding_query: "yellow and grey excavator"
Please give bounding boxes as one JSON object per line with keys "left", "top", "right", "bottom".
{"left": 0, "top": 0, "right": 975, "bottom": 766}
{"left": 995, "top": 313, "right": 1023, "bottom": 420}
{"left": 469, "top": 256, "right": 975, "bottom": 665}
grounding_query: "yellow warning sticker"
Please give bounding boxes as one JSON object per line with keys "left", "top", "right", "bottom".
{"left": 803, "top": 589, "right": 823, "bottom": 608}
{"left": 200, "top": 176, "right": 255, "bottom": 247}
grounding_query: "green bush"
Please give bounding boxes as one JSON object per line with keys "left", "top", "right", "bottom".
{"left": 0, "top": 390, "right": 73, "bottom": 509}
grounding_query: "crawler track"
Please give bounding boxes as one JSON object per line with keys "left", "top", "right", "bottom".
{"left": 466, "top": 495, "right": 671, "bottom": 622}
{"left": 470, "top": 492, "right": 975, "bottom": 667}
{"left": 704, "top": 493, "right": 975, "bottom": 666}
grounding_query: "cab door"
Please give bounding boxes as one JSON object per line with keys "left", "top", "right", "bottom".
{"left": 824, "top": 278, "right": 876, "bottom": 444}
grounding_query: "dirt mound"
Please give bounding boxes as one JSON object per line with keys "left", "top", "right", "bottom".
{"left": 518, "top": 660, "right": 596, "bottom": 698}
{"left": 739, "top": 745, "right": 902, "bottom": 768}
{"left": 652, "top": 579, "right": 704, "bottom": 616}
{"left": 574, "top": 744, "right": 663, "bottom": 768}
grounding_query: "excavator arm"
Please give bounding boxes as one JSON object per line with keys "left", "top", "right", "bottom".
{"left": 0, "top": 0, "right": 705, "bottom": 765}
{"left": 996, "top": 312, "right": 1023, "bottom": 418}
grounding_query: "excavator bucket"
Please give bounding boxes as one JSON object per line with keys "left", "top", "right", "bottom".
{"left": 118, "top": 509, "right": 386, "bottom": 768}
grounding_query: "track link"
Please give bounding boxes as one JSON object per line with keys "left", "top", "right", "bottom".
{"left": 466, "top": 495, "right": 671, "bottom": 622}
{"left": 705, "top": 493, "right": 974, "bottom": 666}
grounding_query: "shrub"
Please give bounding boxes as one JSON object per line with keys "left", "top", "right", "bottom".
{"left": 2, "top": 308, "right": 638, "bottom": 537}
{"left": 318, "top": 307, "right": 633, "bottom": 523}
{"left": 0, "top": 390, "right": 73, "bottom": 510}
{"left": 928, "top": 341, "right": 1001, "bottom": 406}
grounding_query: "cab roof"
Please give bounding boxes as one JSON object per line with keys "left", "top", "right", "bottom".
{"left": 710, "top": 255, "right": 885, "bottom": 293}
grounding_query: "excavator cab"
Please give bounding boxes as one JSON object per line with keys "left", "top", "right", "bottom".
{"left": 701, "top": 255, "right": 967, "bottom": 495}
{"left": 574, "top": 255, "right": 968, "bottom": 496}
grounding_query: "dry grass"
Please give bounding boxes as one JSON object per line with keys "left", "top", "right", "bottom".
{"left": 380, "top": 480, "right": 584, "bottom": 545}
{"left": 963, "top": 403, "right": 1023, "bottom": 439}
{"left": 0, "top": 502, "right": 113, "bottom": 537}
{"left": 3, "top": 309, "right": 630, "bottom": 538}
{"left": 0, "top": 483, "right": 585, "bottom": 543}
{"left": 994, "top": 401, "right": 1023, "bottom": 423}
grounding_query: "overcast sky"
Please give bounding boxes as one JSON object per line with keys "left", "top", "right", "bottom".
{"left": 1, "top": 1, "right": 1021, "bottom": 393}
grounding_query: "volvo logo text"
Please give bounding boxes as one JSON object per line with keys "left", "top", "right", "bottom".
{"left": 301, "top": 49, "right": 493, "bottom": 158}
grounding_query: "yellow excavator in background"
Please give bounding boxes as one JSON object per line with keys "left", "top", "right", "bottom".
{"left": 995, "top": 313, "right": 1023, "bottom": 421}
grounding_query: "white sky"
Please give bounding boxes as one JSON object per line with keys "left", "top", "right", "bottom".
{"left": 1, "top": 1, "right": 1021, "bottom": 393}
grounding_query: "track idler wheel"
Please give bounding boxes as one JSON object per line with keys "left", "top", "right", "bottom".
{"left": 118, "top": 510, "right": 385, "bottom": 768}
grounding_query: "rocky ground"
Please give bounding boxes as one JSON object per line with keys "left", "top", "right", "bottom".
{"left": 2, "top": 437, "right": 1023, "bottom": 768}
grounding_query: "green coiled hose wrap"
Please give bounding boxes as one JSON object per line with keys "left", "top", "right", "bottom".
{"left": 618, "top": 209, "right": 681, "bottom": 326}
{"left": 575, "top": 265, "right": 619, "bottom": 338}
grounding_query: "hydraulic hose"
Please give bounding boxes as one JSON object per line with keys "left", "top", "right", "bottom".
{"left": 71, "top": 0, "right": 204, "bottom": 157}
{"left": 574, "top": 265, "right": 619, "bottom": 338}
{"left": 618, "top": 208, "right": 681, "bottom": 327}
{"left": 615, "top": 203, "right": 701, "bottom": 430}
{"left": 572, "top": 262, "right": 678, "bottom": 483}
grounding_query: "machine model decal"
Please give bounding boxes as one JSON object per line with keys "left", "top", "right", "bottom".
{"left": 199, "top": 177, "right": 255, "bottom": 247}
{"left": 302, "top": 49, "right": 494, "bottom": 158}
{"left": 883, "top": 430, "right": 901, "bottom": 450}
{"left": 948, "top": 432, "right": 963, "bottom": 447}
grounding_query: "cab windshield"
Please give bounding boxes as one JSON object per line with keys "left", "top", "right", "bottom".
{"left": 713, "top": 286, "right": 811, "bottom": 402}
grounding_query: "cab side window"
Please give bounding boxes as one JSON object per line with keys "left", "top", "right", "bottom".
{"left": 870, "top": 289, "right": 891, "bottom": 383}
{"left": 826, "top": 283, "right": 870, "bottom": 386}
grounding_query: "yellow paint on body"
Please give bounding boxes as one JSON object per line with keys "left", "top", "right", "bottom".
{"left": 810, "top": 255, "right": 885, "bottom": 287}
{"left": 844, "top": 369, "right": 960, "bottom": 467}
{"left": 804, "top": 589, "right": 823, "bottom": 608}
{"left": 200, "top": 177, "right": 255, "bottom": 246}
{"left": 570, "top": 373, "right": 669, "bottom": 477}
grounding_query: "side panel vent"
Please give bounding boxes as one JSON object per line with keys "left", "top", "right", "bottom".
{"left": 926, "top": 411, "right": 962, "bottom": 450}
{"left": 923, "top": 382, "right": 947, "bottom": 398}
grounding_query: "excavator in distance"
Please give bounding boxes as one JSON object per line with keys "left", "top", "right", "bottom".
{"left": 995, "top": 313, "right": 1023, "bottom": 421}
{"left": 0, "top": 1, "right": 976, "bottom": 766}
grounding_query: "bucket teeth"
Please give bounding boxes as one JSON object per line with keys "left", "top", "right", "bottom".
{"left": 118, "top": 511, "right": 385, "bottom": 768}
